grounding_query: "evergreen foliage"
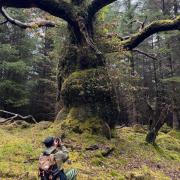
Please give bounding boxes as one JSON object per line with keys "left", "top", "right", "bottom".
{"left": 0, "top": 10, "right": 57, "bottom": 120}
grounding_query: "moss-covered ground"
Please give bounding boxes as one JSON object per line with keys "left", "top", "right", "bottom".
{"left": 0, "top": 122, "right": 179, "bottom": 180}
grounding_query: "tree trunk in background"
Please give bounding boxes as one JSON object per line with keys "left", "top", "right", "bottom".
{"left": 167, "top": 43, "right": 179, "bottom": 129}
{"left": 172, "top": 101, "right": 180, "bottom": 130}
{"left": 173, "top": 0, "right": 178, "bottom": 16}
{"left": 129, "top": 54, "right": 138, "bottom": 125}
{"left": 127, "top": 0, "right": 138, "bottom": 125}
{"left": 146, "top": 104, "right": 170, "bottom": 143}
{"left": 151, "top": 36, "right": 160, "bottom": 128}
{"left": 161, "top": 0, "right": 166, "bottom": 15}
{"left": 29, "top": 28, "right": 56, "bottom": 121}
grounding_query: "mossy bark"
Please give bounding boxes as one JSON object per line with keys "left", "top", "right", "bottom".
{"left": 56, "top": 25, "right": 119, "bottom": 135}
{"left": 56, "top": 50, "right": 119, "bottom": 132}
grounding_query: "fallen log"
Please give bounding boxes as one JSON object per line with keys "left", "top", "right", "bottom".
{"left": 0, "top": 110, "right": 37, "bottom": 124}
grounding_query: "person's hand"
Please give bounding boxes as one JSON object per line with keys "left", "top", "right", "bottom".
{"left": 54, "top": 138, "right": 61, "bottom": 147}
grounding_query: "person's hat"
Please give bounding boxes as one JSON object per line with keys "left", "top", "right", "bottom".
{"left": 42, "top": 137, "right": 54, "bottom": 148}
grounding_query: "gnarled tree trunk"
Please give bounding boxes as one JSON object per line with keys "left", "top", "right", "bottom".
{"left": 55, "top": 18, "right": 119, "bottom": 136}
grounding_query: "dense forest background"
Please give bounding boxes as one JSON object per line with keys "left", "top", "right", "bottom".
{"left": 0, "top": 0, "right": 179, "bottom": 128}
{"left": 0, "top": 10, "right": 58, "bottom": 120}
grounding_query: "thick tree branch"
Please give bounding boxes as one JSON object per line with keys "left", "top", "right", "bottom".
{"left": 1, "top": 7, "right": 55, "bottom": 28}
{"left": 34, "top": 0, "right": 76, "bottom": 25}
{"left": 100, "top": 17, "right": 180, "bottom": 54}
{"left": 0, "top": 0, "right": 36, "bottom": 8}
{"left": 88, "top": 0, "right": 116, "bottom": 21}
{"left": 122, "top": 16, "right": 180, "bottom": 50}
{"left": 1, "top": 0, "right": 76, "bottom": 25}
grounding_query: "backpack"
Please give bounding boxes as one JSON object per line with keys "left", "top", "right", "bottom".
{"left": 39, "top": 153, "right": 56, "bottom": 170}
{"left": 39, "top": 153, "right": 58, "bottom": 180}
{"left": 38, "top": 152, "right": 67, "bottom": 180}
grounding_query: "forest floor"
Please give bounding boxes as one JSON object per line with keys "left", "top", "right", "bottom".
{"left": 0, "top": 121, "right": 180, "bottom": 180}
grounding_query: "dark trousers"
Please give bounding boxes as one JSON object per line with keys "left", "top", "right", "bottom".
{"left": 40, "top": 169, "right": 67, "bottom": 180}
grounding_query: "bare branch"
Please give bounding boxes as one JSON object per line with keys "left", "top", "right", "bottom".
{"left": 88, "top": 0, "right": 117, "bottom": 21}
{"left": 1, "top": 0, "right": 76, "bottom": 25}
{"left": 0, "top": 110, "right": 37, "bottom": 124}
{"left": 104, "top": 32, "right": 130, "bottom": 40}
{"left": 1, "top": 7, "right": 55, "bottom": 28}
{"left": 133, "top": 49, "right": 157, "bottom": 60}
{"left": 129, "top": 16, "right": 147, "bottom": 31}
{"left": 122, "top": 16, "right": 180, "bottom": 50}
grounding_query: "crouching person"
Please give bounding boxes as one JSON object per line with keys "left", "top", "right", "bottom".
{"left": 39, "top": 137, "right": 77, "bottom": 180}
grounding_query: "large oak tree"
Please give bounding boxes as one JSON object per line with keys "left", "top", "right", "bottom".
{"left": 1, "top": 0, "right": 180, "bottom": 139}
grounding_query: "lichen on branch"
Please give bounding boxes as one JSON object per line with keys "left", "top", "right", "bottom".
{"left": 122, "top": 16, "right": 180, "bottom": 50}
{"left": 100, "top": 16, "right": 180, "bottom": 52}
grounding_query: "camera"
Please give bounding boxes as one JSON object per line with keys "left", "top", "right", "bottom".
{"left": 54, "top": 137, "right": 62, "bottom": 147}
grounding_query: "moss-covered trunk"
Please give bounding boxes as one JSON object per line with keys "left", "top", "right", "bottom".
{"left": 55, "top": 23, "right": 119, "bottom": 136}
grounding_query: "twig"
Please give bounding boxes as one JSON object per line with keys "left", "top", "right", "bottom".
{"left": 133, "top": 49, "right": 157, "bottom": 60}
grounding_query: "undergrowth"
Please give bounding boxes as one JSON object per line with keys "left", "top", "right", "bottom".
{"left": 0, "top": 123, "right": 179, "bottom": 180}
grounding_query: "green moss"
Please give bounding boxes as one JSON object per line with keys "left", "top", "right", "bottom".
{"left": 155, "top": 133, "right": 180, "bottom": 161}
{"left": 163, "top": 76, "right": 180, "bottom": 83}
{"left": 60, "top": 68, "right": 119, "bottom": 127}
{"left": 168, "top": 130, "right": 180, "bottom": 140}
{"left": 91, "top": 157, "right": 103, "bottom": 166}
{"left": 125, "top": 165, "right": 170, "bottom": 180}
{"left": 61, "top": 108, "right": 102, "bottom": 133}
{"left": 0, "top": 124, "right": 180, "bottom": 179}
{"left": 121, "top": 16, "right": 180, "bottom": 50}
{"left": 110, "top": 171, "right": 119, "bottom": 177}
{"left": 61, "top": 68, "right": 113, "bottom": 106}
{"left": 160, "top": 124, "right": 172, "bottom": 134}
{"left": 0, "top": 122, "right": 62, "bottom": 179}
{"left": 133, "top": 124, "right": 146, "bottom": 133}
